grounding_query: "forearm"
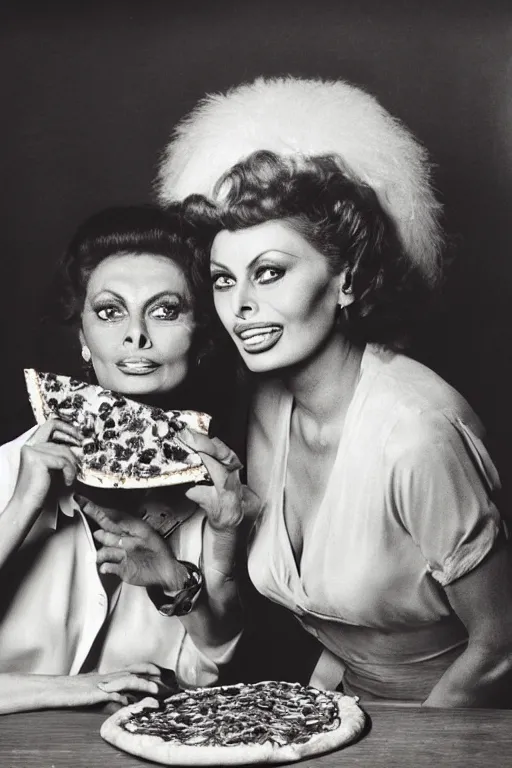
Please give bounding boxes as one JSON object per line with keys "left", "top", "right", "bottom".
{"left": 181, "top": 573, "right": 242, "bottom": 649}
{"left": 0, "top": 673, "right": 74, "bottom": 714}
{"left": 424, "top": 642, "right": 512, "bottom": 708}
{"left": 180, "top": 523, "right": 243, "bottom": 654}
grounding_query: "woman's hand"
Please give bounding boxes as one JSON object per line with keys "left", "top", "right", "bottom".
{"left": 0, "top": 663, "right": 177, "bottom": 714}
{"left": 179, "top": 430, "right": 260, "bottom": 531}
{"left": 0, "top": 419, "right": 82, "bottom": 568}
{"left": 12, "top": 419, "right": 82, "bottom": 515}
{"left": 58, "top": 663, "right": 168, "bottom": 708}
{"left": 175, "top": 431, "right": 257, "bottom": 653}
{"left": 77, "top": 497, "right": 188, "bottom": 591}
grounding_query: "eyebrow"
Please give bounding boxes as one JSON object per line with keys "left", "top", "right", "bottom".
{"left": 211, "top": 249, "right": 299, "bottom": 272}
{"left": 90, "top": 289, "right": 186, "bottom": 309}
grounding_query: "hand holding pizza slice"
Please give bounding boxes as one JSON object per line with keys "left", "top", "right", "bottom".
{"left": 180, "top": 431, "right": 260, "bottom": 588}
{"left": 182, "top": 431, "right": 261, "bottom": 530}
{"left": 0, "top": 418, "right": 85, "bottom": 568}
{"left": 24, "top": 369, "right": 212, "bottom": 490}
{"left": 14, "top": 419, "right": 83, "bottom": 512}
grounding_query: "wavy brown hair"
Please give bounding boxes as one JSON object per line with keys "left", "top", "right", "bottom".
{"left": 184, "top": 150, "right": 439, "bottom": 349}
{"left": 40, "top": 204, "right": 239, "bottom": 417}
{"left": 47, "top": 204, "right": 219, "bottom": 366}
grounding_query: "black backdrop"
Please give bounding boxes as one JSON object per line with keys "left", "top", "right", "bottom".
{"left": 2, "top": 0, "right": 512, "bottom": 479}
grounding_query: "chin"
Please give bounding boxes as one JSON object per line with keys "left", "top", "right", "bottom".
{"left": 97, "top": 373, "right": 164, "bottom": 399}
{"left": 241, "top": 344, "right": 320, "bottom": 376}
{"left": 241, "top": 350, "right": 288, "bottom": 374}
{"left": 121, "top": 380, "right": 181, "bottom": 398}
{"left": 118, "top": 383, "right": 158, "bottom": 397}
{"left": 99, "top": 377, "right": 151, "bottom": 396}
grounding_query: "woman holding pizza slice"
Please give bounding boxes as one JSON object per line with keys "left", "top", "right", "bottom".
{"left": 158, "top": 76, "right": 512, "bottom": 707}
{"left": 0, "top": 204, "right": 248, "bottom": 714}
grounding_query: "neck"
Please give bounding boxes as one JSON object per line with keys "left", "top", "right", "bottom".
{"left": 282, "top": 328, "right": 364, "bottom": 433}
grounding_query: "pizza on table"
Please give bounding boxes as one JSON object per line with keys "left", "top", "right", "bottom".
{"left": 100, "top": 681, "right": 366, "bottom": 765}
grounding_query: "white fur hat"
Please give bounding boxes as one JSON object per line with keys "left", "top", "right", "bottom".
{"left": 156, "top": 76, "right": 443, "bottom": 284}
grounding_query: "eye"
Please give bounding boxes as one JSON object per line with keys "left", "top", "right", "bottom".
{"left": 96, "top": 305, "right": 125, "bottom": 321}
{"left": 255, "top": 266, "right": 284, "bottom": 284}
{"left": 212, "top": 273, "right": 235, "bottom": 291}
{"left": 150, "top": 303, "right": 181, "bottom": 321}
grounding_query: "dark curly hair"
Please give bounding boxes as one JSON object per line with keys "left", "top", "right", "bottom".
{"left": 47, "top": 204, "right": 218, "bottom": 368}
{"left": 184, "top": 150, "right": 438, "bottom": 349}
{"left": 39, "top": 203, "right": 239, "bottom": 423}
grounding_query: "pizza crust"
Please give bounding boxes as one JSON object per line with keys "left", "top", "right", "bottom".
{"left": 24, "top": 368, "right": 210, "bottom": 488}
{"left": 24, "top": 367, "right": 47, "bottom": 426}
{"left": 77, "top": 457, "right": 208, "bottom": 489}
{"left": 100, "top": 691, "right": 365, "bottom": 766}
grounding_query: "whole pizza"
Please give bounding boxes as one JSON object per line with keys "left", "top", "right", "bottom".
{"left": 24, "top": 369, "right": 211, "bottom": 489}
{"left": 100, "top": 681, "right": 366, "bottom": 765}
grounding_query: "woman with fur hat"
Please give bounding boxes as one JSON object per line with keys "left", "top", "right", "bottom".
{"left": 157, "top": 77, "right": 512, "bottom": 707}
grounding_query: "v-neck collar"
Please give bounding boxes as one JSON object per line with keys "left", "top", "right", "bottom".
{"left": 274, "top": 345, "right": 376, "bottom": 580}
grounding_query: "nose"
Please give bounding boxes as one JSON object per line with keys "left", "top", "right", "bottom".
{"left": 123, "top": 316, "right": 152, "bottom": 349}
{"left": 232, "top": 280, "right": 258, "bottom": 319}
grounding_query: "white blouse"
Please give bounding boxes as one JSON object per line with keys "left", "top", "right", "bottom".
{"left": 247, "top": 345, "right": 503, "bottom": 700}
{"left": 0, "top": 427, "right": 234, "bottom": 688}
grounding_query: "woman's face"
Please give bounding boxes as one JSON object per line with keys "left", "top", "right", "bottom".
{"left": 210, "top": 220, "right": 341, "bottom": 373}
{"left": 80, "top": 253, "right": 195, "bottom": 396}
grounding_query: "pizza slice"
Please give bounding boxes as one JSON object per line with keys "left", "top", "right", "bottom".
{"left": 24, "top": 368, "right": 211, "bottom": 489}
{"left": 100, "top": 680, "right": 366, "bottom": 766}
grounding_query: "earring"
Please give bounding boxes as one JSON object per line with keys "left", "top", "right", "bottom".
{"left": 337, "top": 271, "right": 353, "bottom": 309}
{"left": 341, "top": 271, "right": 352, "bottom": 294}
{"left": 81, "top": 345, "right": 91, "bottom": 363}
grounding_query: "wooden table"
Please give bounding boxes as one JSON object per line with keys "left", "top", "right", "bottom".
{"left": 0, "top": 703, "right": 511, "bottom": 767}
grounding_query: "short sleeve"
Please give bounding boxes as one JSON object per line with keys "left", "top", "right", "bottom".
{"left": 387, "top": 410, "right": 502, "bottom": 586}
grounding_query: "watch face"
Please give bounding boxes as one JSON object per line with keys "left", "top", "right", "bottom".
{"left": 148, "top": 560, "right": 203, "bottom": 617}
{"left": 158, "top": 595, "right": 193, "bottom": 617}
{"left": 180, "top": 598, "right": 193, "bottom": 614}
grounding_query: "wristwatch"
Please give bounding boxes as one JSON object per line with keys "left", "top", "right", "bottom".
{"left": 147, "top": 560, "right": 203, "bottom": 617}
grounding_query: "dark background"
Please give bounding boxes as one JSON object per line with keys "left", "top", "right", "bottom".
{"left": 1, "top": 0, "right": 512, "bottom": 480}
